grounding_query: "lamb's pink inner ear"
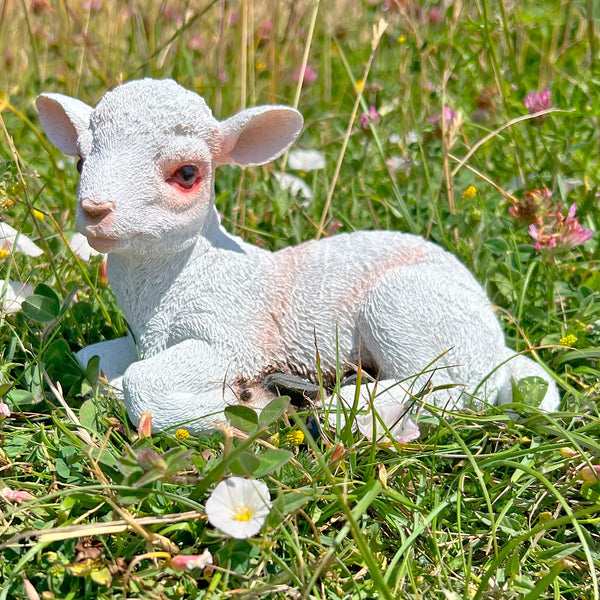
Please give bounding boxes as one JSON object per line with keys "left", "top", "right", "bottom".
{"left": 219, "top": 106, "right": 303, "bottom": 166}
{"left": 36, "top": 93, "right": 92, "bottom": 156}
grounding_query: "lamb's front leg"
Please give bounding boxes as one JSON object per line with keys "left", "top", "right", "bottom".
{"left": 122, "top": 339, "right": 237, "bottom": 434}
{"left": 76, "top": 334, "right": 138, "bottom": 389}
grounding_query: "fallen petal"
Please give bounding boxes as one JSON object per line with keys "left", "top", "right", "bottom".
{"left": 0, "top": 222, "right": 43, "bottom": 257}
{"left": 0, "top": 486, "right": 35, "bottom": 502}
{"left": 170, "top": 548, "right": 213, "bottom": 571}
{"left": 0, "top": 279, "right": 35, "bottom": 314}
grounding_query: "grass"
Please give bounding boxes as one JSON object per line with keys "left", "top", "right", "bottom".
{"left": 1, "top": 0, "right": 600, "bottom": 598}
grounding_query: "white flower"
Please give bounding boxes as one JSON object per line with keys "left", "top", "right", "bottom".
{"left": 205, "top": 477, "right": 272, "bottom": 539}
{"left": 0, "top": 222, "right": 43, "bottom": 257}
{"left": 288, "top": 149, "right": 325, "bottom": 171}
{"left": 0, "top": 279, "right": 35, "bottom": 314}
{"left": 405, "top": 130, "right": 419, "bottom": 145}
{"left": 356, "top": 401, "right": 420, "bottom": 445}
{"left": 70, "top": 232, "right": 100, "bottom": 262}
{"left": 386, "top": 155, "right": 412, "bottom": 176}
{"left": 273, "top": 173, "right": 313, "bottom": 204}
{"left": 322, "top": 384, "right": 420, "bottom": 448}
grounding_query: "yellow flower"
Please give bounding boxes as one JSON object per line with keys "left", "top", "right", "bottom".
{"left": 356, "top": 78, "right": 364, "bottom": 92}
{"left": 175, "top": 428, "right": 190, "bottom": 441}
{"left": 0, "top": 248, "right": 9, "bottom": 260}
{"left": 33, "top": 209, "right": 44, "bottom": 220}
{"left": 462, "top": 185, "right": 477, "bottom": 200}
{"left": 398, "top": 35, "right": 407, "bottom": 44}
{"left": 285, "top": 429, "right": 304, "bottom": 445}
{"left": 559, "top": 334, "right": 577, "bottom": 347}
{"left": 255, "top": 61, "right": 266, "bottom": 72}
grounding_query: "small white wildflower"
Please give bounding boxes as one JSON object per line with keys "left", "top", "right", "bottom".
{"left": 205, "top": 477, "right": 272, "bottom": 539}
{"left": 273, "top": 173, "right": 313, "bottom": 204}
{"left": 356, "top": 401, "right": 420, "bottom": 445}
{"left": 69, "top": 232, "right": 100, "bottom": 262}
{"left": 386, "top": 155, "right": 412, "bottom": 176}
{"left": 405, "top": 130, "right": 419, "bottom": 145}
{"left": 0, "top": 280, "right": 35, "bottom": 314}
{"left": 0, "top": 222, "right": 43, "bottom": 257}
{"left": 288, "top": 149, "right": 325, "bottom": 171}
{"left": 323, "top": 386, "right": 420, "bottom": 448}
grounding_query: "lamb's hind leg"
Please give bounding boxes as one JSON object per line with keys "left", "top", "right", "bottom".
{"left": 355, "top": 263, "right": 512, "bottom": 410}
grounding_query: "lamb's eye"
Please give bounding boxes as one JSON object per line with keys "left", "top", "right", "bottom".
{"left": 77, "top": 158, "right": 84, "bottom": 174}
{"left": 169, "top": 165, "right": 201, "bottom": 190}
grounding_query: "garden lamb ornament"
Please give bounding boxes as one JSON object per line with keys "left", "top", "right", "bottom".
{"left": 36, "top": 79, "right": 560, "bottom": 434}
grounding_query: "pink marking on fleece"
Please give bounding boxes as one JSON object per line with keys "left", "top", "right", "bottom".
{"left": 256, "top": 243, "right": 309, "bottom": 362}
{"left": 336, "top": 245, "right": 429, "bottom": 317}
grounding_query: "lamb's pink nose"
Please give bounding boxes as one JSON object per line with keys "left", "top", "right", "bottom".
{"left": 81, "top": 198, "right": 115, "bottom": 219}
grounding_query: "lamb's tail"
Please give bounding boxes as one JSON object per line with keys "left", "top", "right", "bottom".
{"left": 497, "top": 351, "right": 560, "bottom": 411}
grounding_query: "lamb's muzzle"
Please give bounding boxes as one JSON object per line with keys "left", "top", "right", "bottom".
{"left": 36, "top": 78, "right": 560, "bottom": 434}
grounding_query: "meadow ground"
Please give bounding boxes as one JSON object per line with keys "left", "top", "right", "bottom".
{"left": 0, "top": 1, "right": 599, "bottom": 598}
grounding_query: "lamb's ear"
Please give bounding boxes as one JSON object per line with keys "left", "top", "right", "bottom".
{"left": 36, "top": 93, "right": 93, "bottom": 156}
{"left": 218, "top": 105, "right": 303, "bottom": 166}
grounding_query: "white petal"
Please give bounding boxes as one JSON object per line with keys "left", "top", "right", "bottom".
{"left": 205, "top": 477, "right": 272, "bottom": 539}
{"left": 70, "top": 232, "right": 100, "bottom": 262}
{"left": 288, "top": 149, "right": 325, "bottom": 171}
{"left": 356, "top": 401, "right": 420, "bottom": 444}
{"left": 0, "top": 279, "right": 35, "bottom": 314}
{"left": 0, "top": 222, "right": 43, "bottom": 257}
{"left": 562, "top": 178, "right": 584, "bottom": 194}
{"left": 386, "top": 155, "right": 411, "bottom": 175}
{"left": 273, "top": 173, "right": 313, "bottom": 203}
{"left": 405, "top": 131, "right": 419, "bottom": 145}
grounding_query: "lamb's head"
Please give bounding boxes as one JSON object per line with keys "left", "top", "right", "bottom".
{"left": 37, "top": 79, "right": 303, "bottom": 255}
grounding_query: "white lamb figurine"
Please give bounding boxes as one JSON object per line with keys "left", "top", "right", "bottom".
{"left": 36, "top": 79, "right": 559, "bottom": 434}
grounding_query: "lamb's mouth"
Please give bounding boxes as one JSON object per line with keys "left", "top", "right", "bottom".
{"left": 84, "top": 234, "right": 129, "bottom": 253}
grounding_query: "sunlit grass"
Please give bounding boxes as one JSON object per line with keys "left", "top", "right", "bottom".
{"left": 0, "top": 1, "right": 599, "bottom": 598}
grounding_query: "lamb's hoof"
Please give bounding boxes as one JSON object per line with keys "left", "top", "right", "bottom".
{"left": 262, "top": 372, "right": 320, "bottom": 406}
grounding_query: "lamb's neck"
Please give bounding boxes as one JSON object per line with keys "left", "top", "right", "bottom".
{"left": 106, "top": 212, "right": 266, "bottom": 338}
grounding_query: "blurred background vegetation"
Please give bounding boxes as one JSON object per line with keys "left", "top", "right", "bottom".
{"left": 0, "top": 1, "right": 599, "bottom": 598}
